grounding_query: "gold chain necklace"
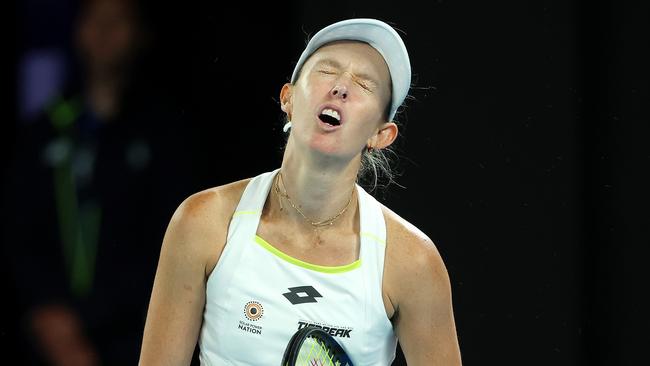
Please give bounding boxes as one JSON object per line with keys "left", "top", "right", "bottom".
{"left": 274, "top": 171, "right": 354, "bottom": 228}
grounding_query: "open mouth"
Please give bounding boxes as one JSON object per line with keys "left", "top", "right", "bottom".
{"left": 318, "top": 108, "right": 341, "bottom": 126}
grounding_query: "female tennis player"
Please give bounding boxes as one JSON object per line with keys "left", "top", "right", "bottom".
{"left": 140, "top": 18, "right": 462, "bottom": 365}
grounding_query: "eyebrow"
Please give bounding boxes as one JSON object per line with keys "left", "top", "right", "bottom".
{"left": 314, "top": 58, "right": 379, "bottom": 86}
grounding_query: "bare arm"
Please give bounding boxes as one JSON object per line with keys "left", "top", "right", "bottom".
{"left": 388, "top": 228, "right": 462, "bottom": 365}
{"left": 139, "top": 190, "right": 224, "bottom": 365}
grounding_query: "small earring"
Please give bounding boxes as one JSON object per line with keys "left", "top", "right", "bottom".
{"left": 366, "top": 145, "right": 373, "bottom": 153}
{"left": 283, "top": 121, "right": 292, "bottom": 133}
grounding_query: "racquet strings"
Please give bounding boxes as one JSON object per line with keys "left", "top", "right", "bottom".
{"left": 296, "top": 336, "right": 338, "bottom": 366}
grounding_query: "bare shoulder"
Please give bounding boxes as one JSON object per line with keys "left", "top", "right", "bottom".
{"left": 166, "top": 177, "right": 253, "bottom": 276}
{"left": 379, "top": 204, "right": 451, "bottom": 309}
{"left": 380, "top": 204, "right": 447, "bottom": 273}
{"left": 176, "top": 178, "right": 251, "bottom": 223}
{"left": 140, "top": 177, "right": 255, "bottom": 365}
{"left": 379, "top": 205, "right": 462, "bottom": 364}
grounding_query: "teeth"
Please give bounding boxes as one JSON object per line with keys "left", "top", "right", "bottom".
{"left": 321, "top": 108, "right": 340, "bottom": 121}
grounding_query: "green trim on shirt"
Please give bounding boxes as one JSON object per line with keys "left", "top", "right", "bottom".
{"left": 254, "top": 235, "right": 361, "bottom": 274}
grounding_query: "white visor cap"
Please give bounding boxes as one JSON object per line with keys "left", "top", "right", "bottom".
{"left": 290, "top": 18, "right": 411, "bottom": 122}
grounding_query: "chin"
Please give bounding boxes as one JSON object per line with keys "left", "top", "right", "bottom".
{"left": 308, "top": 141, "right": 360, "bottom": 162}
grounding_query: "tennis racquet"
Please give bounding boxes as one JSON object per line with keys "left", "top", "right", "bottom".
{"left": 281, "top": 325, "right": 354, "bottom": 366}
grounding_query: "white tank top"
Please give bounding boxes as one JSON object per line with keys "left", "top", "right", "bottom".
{"left": 199, "top": 169, "right": 397, "bottom": 365}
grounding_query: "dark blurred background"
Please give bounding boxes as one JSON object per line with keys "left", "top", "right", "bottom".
{"left": 3, "top": 0, "right": 648, "bottom": 365}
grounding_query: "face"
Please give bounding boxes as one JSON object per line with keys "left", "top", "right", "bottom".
{"left": 282, "top": 41, "right": 394, "bottom": 159}
{"left": 76, "top": 0, "right": 139, "bottom": 72}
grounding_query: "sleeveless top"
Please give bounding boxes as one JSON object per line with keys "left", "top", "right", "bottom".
{"left": 198, "top": 169, "right": 397, "bottom": 365}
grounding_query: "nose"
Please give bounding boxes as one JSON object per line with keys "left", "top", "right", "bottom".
{"left": 330, "top": 84, "right": 348, "bottom": 100}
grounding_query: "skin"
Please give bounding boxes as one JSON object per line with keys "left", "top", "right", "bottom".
{"left": 139, "top": 41, "right": 462, "bottom": 365}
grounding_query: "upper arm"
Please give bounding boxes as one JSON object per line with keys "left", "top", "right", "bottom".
{"left": 139, "top": 190, "right": 227, "bottom": 366}
{"left": 387, "top": 220, "right": 462, "bottom": 365}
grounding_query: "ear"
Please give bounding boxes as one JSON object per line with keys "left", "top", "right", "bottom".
{"left": 368, "top": 122, "right": 399, "bottom": 150}
{"left": 280, "top": 83, "right": 293, "bottom": 119}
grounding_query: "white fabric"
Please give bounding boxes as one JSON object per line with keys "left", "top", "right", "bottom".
{"left": 199, "top": 168, "right": 397, "bottom": 365}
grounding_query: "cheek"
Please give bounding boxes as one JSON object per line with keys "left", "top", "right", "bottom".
{"left": 348, "top": 117, "right": 379, "bottom": 144}
{"left": 291, "top": 89, "right": 310, "bottom": 117}
{"left": 299, "top": 77, "right": 328, "bottom": 101}
{"left": 360, "top": 98, "right": 387, "bottom": 125}
{"left": 292, "top": 82, "right": 323, "bottom": 115}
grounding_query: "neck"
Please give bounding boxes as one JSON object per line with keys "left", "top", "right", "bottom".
{"left": 84, "top": 67, "right": 127, "bottom": 121}
{"left": 274, "top": 140, "right": 360, "bottom": 231}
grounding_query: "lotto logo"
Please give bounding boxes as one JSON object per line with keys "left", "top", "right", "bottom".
{"left": 282, "top": 286, "right": 323, "bottom": 305}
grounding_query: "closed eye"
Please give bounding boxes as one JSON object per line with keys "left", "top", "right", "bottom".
{"left": 355, "top": 81, "right": 373, "bottom": 93}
